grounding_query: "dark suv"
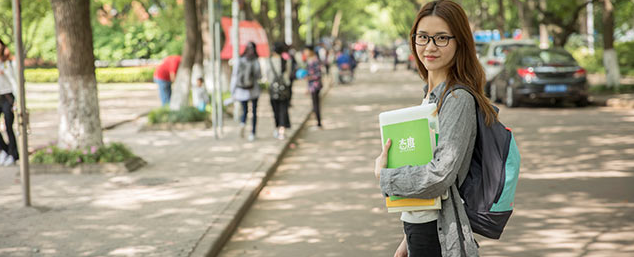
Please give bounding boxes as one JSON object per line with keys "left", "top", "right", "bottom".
{"left": 490, "top": 47, "right": 589, "bottom": 107}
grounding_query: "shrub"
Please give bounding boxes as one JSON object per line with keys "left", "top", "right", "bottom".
{"left": 25, "top": 67, "right": 155, "bottom": 83}
{"left": 568, "top": 41, "right": 634, "bottom": 76}
{"left": 589, "top": 84, "right": 634, "bottom": 94}
{"left": 147, "top": 106, "right": 209, "bottom": 125}
{"left": 30, "top": 143, "right": 136, "bottom": 167}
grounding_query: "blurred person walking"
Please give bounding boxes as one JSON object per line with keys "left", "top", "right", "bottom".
{"left": 0, "top": 39, "right": 18, "bottom": 166}
{"left": 374, "top": 1, "right": 496, "bottom": 256}
{"left": 153, "top": 55, "right": 182, "bottom": 106}
{"left": 267, "top": 42, "right": 293, "bottom": 140}
{"left": 231, "top": 42, "right": 262, "bottom": 141}
{"left": 303, "top": 45, "right": 323, "bottom": 128}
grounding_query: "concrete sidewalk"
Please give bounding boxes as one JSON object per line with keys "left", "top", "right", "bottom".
{"left": 0, "top": 77, "right": 329, "bottom": 256}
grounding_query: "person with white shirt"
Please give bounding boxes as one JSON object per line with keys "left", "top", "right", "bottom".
{"left": 0, "top": 39, "right": 18, "bottom": 166}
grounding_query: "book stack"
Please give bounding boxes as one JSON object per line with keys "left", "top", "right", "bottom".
{"left": 379, "top": 104, "right": 441, "bottom": 213}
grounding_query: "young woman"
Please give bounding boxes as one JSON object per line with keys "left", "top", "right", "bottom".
{"left": 303, "top": 45, "right": 323, "bottom": 128}
{"left": 267, "top": 42, "right": 292, "bottom": 140}
{"left": 373, "top": 1, "right": 498, "bottom": 256}
{"left": 231, "top": 42, "right": 262, "bottom": 141}
{"left": 0, "top": 39, "right": 18, "bottom": 166}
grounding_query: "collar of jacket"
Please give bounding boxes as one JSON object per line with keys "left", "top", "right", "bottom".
{"left": 422, "top": 81, "right": 448, "bottom": 103}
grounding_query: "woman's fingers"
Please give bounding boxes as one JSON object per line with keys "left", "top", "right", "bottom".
{"left": 382, "top": 138, "right": 392, "bottom": 155}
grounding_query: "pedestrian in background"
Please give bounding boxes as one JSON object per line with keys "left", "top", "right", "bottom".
{"left": 231, "top": 41, "right": 262, "bottom": 141}
{"left": 0, "top": 39, "right": 18, "bottom": 166}
{"left": 303, "top": 45, "right": 323, "bottom": 129}
{"left": 374, "top": 1, "right": 497, "bottom": 256}
{"left": 192, "top": 77, "right": 209, "bottom": 112}
{"left": 153, "top": 55, "right": 181, "bottom": 106}
{"left": 267, "top": 42, "right": 293, "bottom": 140}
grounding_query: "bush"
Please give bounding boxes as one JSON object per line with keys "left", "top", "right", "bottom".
{"left": 30, "top": 143, "right": 136, "bottom": 167}
{"left": 568, "top": 41, "right": 634, "bottom": 76}
{"left": 569, "top": 47, "right": 604, "bottom": 74}
{"left": 616, "top": 41, "right": 634, "bottom": 77}
{"left": 147, "top": 106, "right": 209, "bottom": 125}
{"left": 589, "top": 84, "right": 634, "bottom": 94}
{"left": 25, "top": 67, "right": 155, "bottom": 83}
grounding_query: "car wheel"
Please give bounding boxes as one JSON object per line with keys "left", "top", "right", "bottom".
{"left": 505, "top": 86, "right": 519, "bottom": 108}
{"left": 489, "top": 83, "right": 498, "bottom": 102}
{"left": 575, "top": 97, "right": 589, "bottom": 107}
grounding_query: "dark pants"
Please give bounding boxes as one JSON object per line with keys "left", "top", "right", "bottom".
{"left": 310, "top": 90, "right": 322, "bottom": 127}
{"left": 0, "top": 93, "right": 18, "bottom": 160}
{"left": 240, "top": 98, "right": 258, "bottom": 134}
{"left": 270, "top": 99, "right": 291, "bottom": 128}
{"left": 403, "top": 221, "right": 442, "bottom": 257}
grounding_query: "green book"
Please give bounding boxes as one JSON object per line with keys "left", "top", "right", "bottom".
{"left": 379, "top": 104, "right": 441, "bottom": 212}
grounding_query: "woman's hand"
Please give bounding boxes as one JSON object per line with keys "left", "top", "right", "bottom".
{"left": 394, "top": 234, "right": 408, "bottom": 257}
{"left": 374, "top": 138, "right": 391, "bottom": 179}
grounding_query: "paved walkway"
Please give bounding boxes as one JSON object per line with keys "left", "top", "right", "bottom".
{"left": 0, "top": 64, "right": 632, "bottom": 257}
{"left": 0, "top": 76, "right": 327, "bottom": 256}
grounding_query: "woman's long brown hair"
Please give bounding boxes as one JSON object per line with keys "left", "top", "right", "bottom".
{"left": 409, "top": 0, "right": 497, "bottom": 125}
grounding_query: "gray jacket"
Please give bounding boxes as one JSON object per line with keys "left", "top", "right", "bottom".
{"left": 380, "top": 81, "right": 479, "bottom": 256}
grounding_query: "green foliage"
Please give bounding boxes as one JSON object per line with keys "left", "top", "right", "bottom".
{"left": 568, "top": 41, "right": 634, "bottom": 76}
{"left": 147, "top": 106, "right": 209, "bottom": 125}
{"left": 569, "top": 47, "right": 604, "bottom": 74}
{"left": 25, "top": 67, "right": 154, "bottom": 83}
{"left": 616, "top": 41, "right": 634, "bottom": 77}
{"left": 96, "top": 67, "right": 155, "bottom": 83}
{"left": 589, "top": 84, "right": 634, "bottom": 94}
{"left": 30, "top": 143, "right": 136, "bottom": 167}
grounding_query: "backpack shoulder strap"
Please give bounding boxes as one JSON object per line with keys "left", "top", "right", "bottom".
{"left": 439, "top": 85, "right": 476, "bottom": 114}
{"left": 267, "top": 57, "right": 281, "bottom": 80}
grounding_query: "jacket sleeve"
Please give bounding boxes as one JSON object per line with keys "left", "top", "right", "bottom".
{"left": 380, "top": 89, "right": 477, "bottom": 199}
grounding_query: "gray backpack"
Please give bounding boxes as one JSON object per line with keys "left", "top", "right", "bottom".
{"left": 237, "top": 59, "right": 257, "bottom": 89}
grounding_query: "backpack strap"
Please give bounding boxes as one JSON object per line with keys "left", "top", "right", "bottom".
{"left": 267, "top": 57, "right": 282, "bottom": 82}
{"left": 439, "top": 85, "right": 475, "bottom": 114}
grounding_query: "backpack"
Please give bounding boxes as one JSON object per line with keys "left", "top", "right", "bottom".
{"left": 237, "top": 58, "right": 257, "bottom": 89}
{"left": 267, "top": 57, "right": 291, "bottom": 101}
{"left": 442, "top": 86, "right": 521, "bottom": 240}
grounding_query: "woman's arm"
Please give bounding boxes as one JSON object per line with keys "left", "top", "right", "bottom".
{"left": 379, "top": 89, "right": 477, "bottom": 199}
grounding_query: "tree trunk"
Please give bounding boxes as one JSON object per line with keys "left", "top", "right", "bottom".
{"left": 602, "top": 0, "right": 620, "bottom": 88}
{"left": 497, "top": 0, "right": 505, "bottom": 38}
{"left": 514, "top": 0, "right": 532, "bottom": 39}
{"left": 192, "top": 0, "right": 205, "bottom": 90}
{"left": 292, "top": 0, "right": 301, "bottom": 47}
{"left": 538, "top": 0, "right": 549, "bottom": 48}
{"left": 200, "top": 0, "right": 211, "bottom": 60}
{"left": 170, "top": 0, "right": 200, "bottom": 110}
{"left": 51, "top": 0, "right": 103, "bottom": 149}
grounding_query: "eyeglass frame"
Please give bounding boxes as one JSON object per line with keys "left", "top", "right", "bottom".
{"left": 411, "top": 34, "right": 456, "bottom": 47}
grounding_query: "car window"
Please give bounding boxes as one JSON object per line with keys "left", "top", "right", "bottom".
{"left": 493, "top": 44, "right": 530, "bottom": 58}
{"left": 476, "top": 43, "right": 487, "bottom": 56}
{"left": 520, "top": 50, "right": 577, "bottom": 66}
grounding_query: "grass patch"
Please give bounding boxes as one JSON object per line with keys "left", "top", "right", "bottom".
{"left": 147, "top": 106, "right": 209, "bottom": 125}
{"left": 25, "top": 67, "right": 155, "bottom": 83}
{"left": 30, "top": 142, "right": 136, "bottom": 167}
{"left": 589, "top": 84, "right": 634, "bottom": 94}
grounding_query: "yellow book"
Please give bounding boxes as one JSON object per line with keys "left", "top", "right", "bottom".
{"left": 385, "top": 196, "right": 441, "bottom": 213}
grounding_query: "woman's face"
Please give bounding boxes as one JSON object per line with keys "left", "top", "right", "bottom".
{"left": 414, "top": 15, "right": 457, "bottom": 74}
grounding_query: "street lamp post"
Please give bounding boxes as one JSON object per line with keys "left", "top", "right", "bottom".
{"left": 11, "top": 0, "right": 30, "bottom": 207}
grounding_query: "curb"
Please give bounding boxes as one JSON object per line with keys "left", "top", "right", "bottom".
{"left": 589, "top": 94, "right": 634, "bottom": 109}
{"left": 188, "top": 77, "right": 335, "bottom": 257}
{"left": 28, "top": 111, "right": 151, "bottom": 154}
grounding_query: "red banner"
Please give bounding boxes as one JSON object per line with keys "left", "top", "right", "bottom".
{"left": 220, "top": 17, "right": 270, "bottom": 60}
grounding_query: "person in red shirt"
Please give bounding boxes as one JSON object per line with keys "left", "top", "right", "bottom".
{"left": 153, "top": 55, "right": 181, "bottom": 106}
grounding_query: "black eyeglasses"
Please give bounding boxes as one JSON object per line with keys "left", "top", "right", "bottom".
{"left": 412, "top": 34, "right": 456, "bottom": 47}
